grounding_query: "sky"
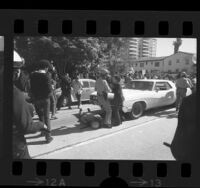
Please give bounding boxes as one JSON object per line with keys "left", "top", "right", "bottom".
{"left": 155, "top": 38, "right": 196, "bottom": 57}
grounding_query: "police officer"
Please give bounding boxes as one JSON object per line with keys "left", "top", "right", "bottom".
{"left": 175, "top": 72, "right": 192, "bottom": 112}
{"left": 95, "top": 69, "right": 112, "bottom": 128}
{"left": 13, "top": 51, "right": 48, "bottom": 159}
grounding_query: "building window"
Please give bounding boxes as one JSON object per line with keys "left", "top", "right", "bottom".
{"left": 155, "top": 62, "right": 160, "bottom": 67}
{"left": 168, "top": 60, "right": 172, "bottom": 65}
{"left": 176, "top": 59, "right": 180, "bottom": 63}
{"left": 140, "top": 63, "right": 144, "bottom": 67}
{"left": 185, "top": 58, "right": 190, "bottom": 65}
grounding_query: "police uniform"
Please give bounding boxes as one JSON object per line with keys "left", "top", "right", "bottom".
{"left": 95, "top": 76, "right": 112, "bottom": 126}
{"left": 175, "top": 76, "right": 191, "bottom": 111}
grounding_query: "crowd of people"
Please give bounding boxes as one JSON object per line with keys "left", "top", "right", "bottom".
{"left": 11, "top": 51, "right": 197, "bottom": 160}
{"left": 12, "top": 56, "right": 86, "bottom": 158}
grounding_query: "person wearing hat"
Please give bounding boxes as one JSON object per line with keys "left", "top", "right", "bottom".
{"left": 29, "top": 59, "right": 53, "bottom": 143}
{"left": 13, "top": 52, "right": 49, "bottom": 159}
{"left": 175, "top": 72, "right": 192, "bottom": 112}
{"left": 95, "top": 69, "right": 112, "bottom": 128}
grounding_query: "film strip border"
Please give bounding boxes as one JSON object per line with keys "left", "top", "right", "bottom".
{"left": 9, "top": 161, "right": 196, "bottom": 186}
{"left": 0, "top": 10, "right": 199, "bottom": 187}
{"left": 0, "top": 10, "right": 200, "bottom": 36}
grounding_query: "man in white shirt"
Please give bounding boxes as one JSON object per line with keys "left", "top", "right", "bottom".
{"left": 95, "top": 72, "right": 112, "bottom": 128}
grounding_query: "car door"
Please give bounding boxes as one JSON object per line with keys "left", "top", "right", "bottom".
{"left": 153, "top": 81, "right": 175, "bottom": 107}
{"left": 162, "top": 82, "right": 176, "bottom": 105}
{"left": 153, "top": 82, "right": 170, "bottom": 107}
{"left": 81, "top": 80, "right": 90, "bottom": 101}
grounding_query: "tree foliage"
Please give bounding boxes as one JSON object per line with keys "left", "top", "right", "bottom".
{"left": 14, "top": 37, "right": 129, "bottom": 77}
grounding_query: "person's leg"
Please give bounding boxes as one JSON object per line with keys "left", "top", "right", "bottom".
{"left": 176, "top": 89, "right": 181, "bottom": 111}
{"left": 50, "top": 93, "right": 57, "bottom": 119}
{"left": 76, "top": 93, "right": 81, "bottom": 108}
{"left": 21, "top": 144, "right": 31, "bottom": 159}
{"left": 67, "top": 91, "right": 72, "bottom": 109}
{"left": 119, "top": 107, "right": 126, "bottom": 121}
{"left": 53, "top": 91, "right": 58, "bottom": 113}
{"left": 49, "top": 93, "right": 54, "bottom": 114}
{"left": 101, "top": 99, "right": 112, "bottom": 127}
{"left": 114, "top": 106, "right": 121, "bottom": 126}
{"left": 43, "top": 98, "right": 53, "bottom": 143}
{"left": 34, "top": 100, "right": 44, "bottom": 123}
{"left": 179, "top": 88, "right": 187, "bottom": 108}
{"left": 57, "top": 92, "right": 65, "bottom": 110}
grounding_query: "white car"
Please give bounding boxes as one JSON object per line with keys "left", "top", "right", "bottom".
{"left": 90, "top": 79, "right": 192, "bottom": 119}
{"left": 55, "top": 79, "right": 96, "bottom": 104}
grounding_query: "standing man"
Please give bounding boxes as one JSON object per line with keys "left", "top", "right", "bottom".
{"left": 111, "top": 75, "right": 125, "bottom": 126}
{"left": 72, "top": 75, "right": 83, "bottom": 109}
{"left": 57, "top": 73, "right": 72, "bottom": 110}
{"left": 175, "top": 72, "right": 192, "bottom": 112}
{"left": 30, "top": 59, "right": 53, "bottom": 144}
{"left": 95, "top": 70, "right": 112, "bottom": 128}
{"left": 13, "top": 52, "right": 48, "bottom": 159}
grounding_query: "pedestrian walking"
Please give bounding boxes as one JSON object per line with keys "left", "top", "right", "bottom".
{"left": 29, "top": 59, "right": 53, "bottom": 144}
{"left": 95, "top": 69, "right": 112, "bottom": 128}
{"left": 13, "top": 53, "right": 49, "bottom": 159}
{"left": 111, "top": 75, "right": 125, "bottom": 126}
{"left": 72, "top": 75, "right": 83, "bottom": 109}
{"left": 57, "top": 73, "right": 72, "bottom": 110}
{"left": 175, "top": 72, "right": 192, "bottom": 112}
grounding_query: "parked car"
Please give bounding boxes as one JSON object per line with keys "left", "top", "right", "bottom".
{"left": 90, "top": 79, "right": 192, "bottom": 119}
{"left": 55, "top": 79, "right": 96, "bottom": 105}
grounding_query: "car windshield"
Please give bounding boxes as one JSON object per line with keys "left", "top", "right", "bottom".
{"left": 128, "top": 81, "right": 154, "bottom": 91}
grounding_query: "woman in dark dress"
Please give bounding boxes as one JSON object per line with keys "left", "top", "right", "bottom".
{"left": 111, "top": 75, "right": 125, "bottom": 126}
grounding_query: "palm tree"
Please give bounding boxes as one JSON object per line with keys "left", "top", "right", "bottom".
{"left": 173, "top": 38, "right": 182, "bottom": 54}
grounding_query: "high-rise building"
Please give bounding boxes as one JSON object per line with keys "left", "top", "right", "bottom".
{"left": 129, "top": 38, "right": 157, "bottom": 59}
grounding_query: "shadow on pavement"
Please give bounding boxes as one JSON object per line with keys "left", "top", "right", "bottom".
{"left": 27, "top": 140, "right": 47, "bottom": 145}
{"left": 144, "top": 105, "right": 177, "bottom": 119}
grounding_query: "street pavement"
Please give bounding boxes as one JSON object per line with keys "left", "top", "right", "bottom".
{"left": 26, "top": 103, "right": 178, "bottom": 160}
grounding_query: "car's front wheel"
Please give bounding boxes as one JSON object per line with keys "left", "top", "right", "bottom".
{"left": 129, "top": 102, "right": 144, "bottom": 119}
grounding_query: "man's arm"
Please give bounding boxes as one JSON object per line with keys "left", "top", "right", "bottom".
{"left": 104, "top": 80, "right": 112, "bottom": 93}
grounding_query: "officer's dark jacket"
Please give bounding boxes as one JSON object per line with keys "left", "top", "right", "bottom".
{"left": 30, "top": 72, "right": 52, "bottom": 100}
{"left": 171, "top": 91, "right": 199, "bottom": 161}
{"left": 13, "top": 86, "right": 44, "bottom": 150}
{"left": 111, "top": 83, "right": 123, "bottom": 106}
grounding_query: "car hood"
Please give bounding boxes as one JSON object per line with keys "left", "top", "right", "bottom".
{"left": 122, "top": 89, "right": 153, "bottom": 100}
{"left": 90, "top": 89, "right": 152, "bottom": 100}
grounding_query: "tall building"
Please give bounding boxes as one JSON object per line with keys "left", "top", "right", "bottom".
{"left": 129, "top": 38, "right": 157, "bottom": 59}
